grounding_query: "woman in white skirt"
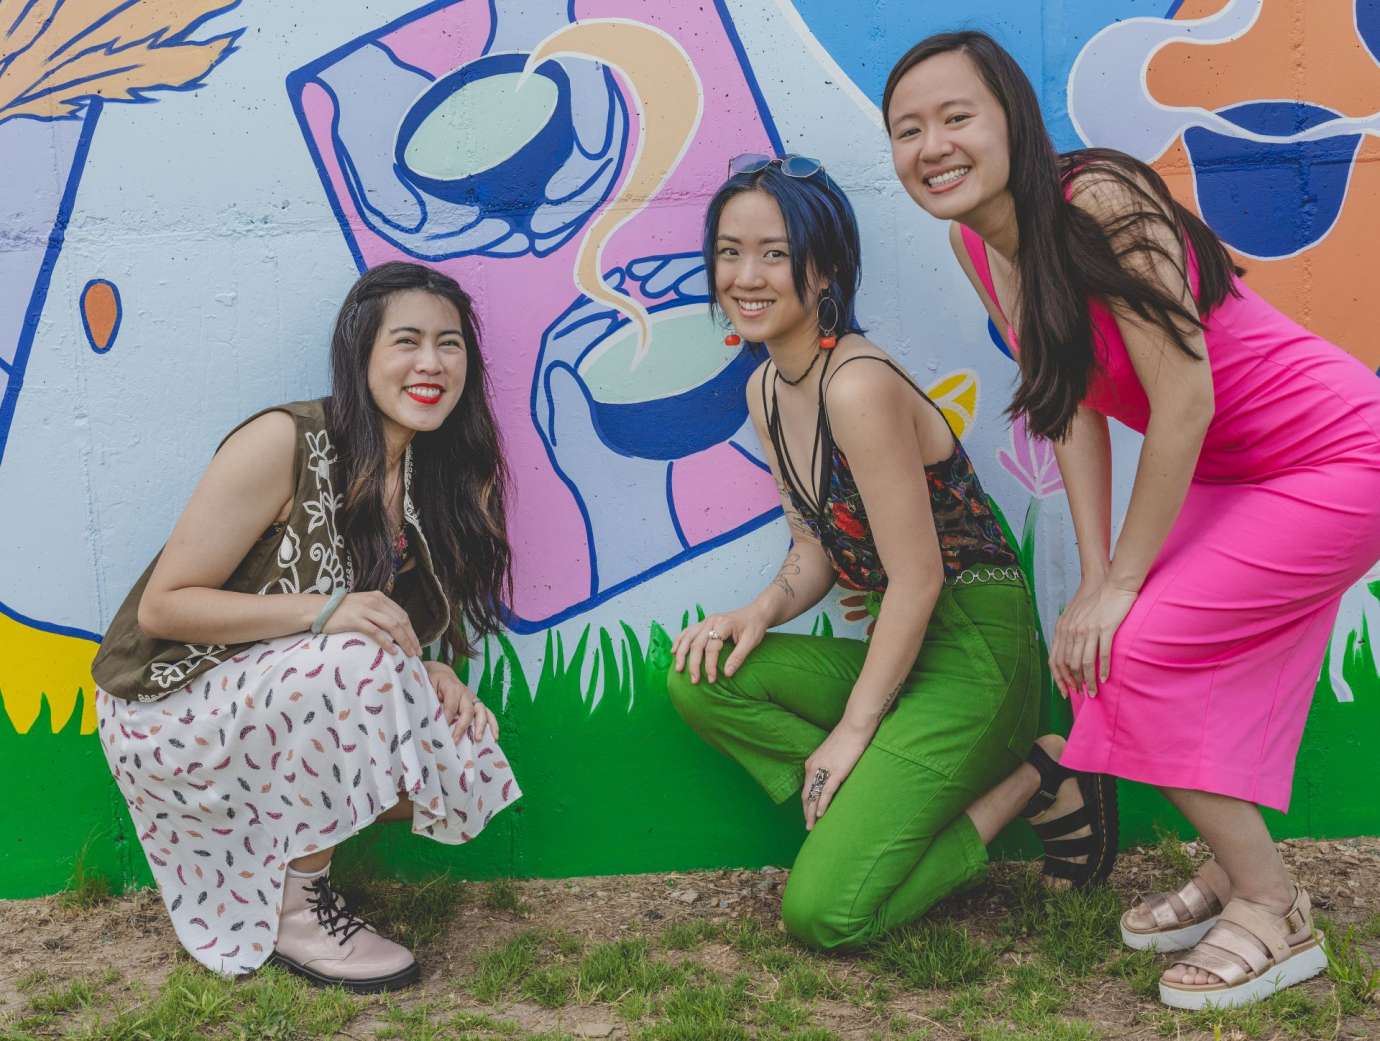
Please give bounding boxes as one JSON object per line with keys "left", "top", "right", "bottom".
{"left": 91, "top": 261, "right": 521, "bottom": 992}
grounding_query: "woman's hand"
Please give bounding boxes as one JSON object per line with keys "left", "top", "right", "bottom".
{"left": 802, "top": 720, "right": 873, "bottom": 831}
{"left": 672, "top": 606, "right": 769, "bottom": 684}
{"left": 425, "top": 660, "right": 499, "bottom": 743}
{"left": 1050, "top": 578, "right": 1138, "bottom": 698}
{"left": 323, "top": 590, "right": 423, "bottom": 659}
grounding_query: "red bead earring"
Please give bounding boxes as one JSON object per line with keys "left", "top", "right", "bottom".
{"left": 724, "top": 333, "right": 741, "bottom": 347}
{"left": 817, "top": 293, "right": 840, "bottom": 349}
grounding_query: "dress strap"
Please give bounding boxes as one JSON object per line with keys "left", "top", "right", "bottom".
{"left": 959, "top": 224, "right": 1013, "bottom": 334}
{"left": 761, "top": 355, "right": 834, "bottom": 518}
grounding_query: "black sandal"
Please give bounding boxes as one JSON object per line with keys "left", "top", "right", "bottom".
{"left": 1019, "top": 743, "right": 1119, "bottom": 888}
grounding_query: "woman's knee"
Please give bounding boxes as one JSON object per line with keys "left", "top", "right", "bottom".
{"left": 780, "top": 875, "right": 863, "bottom": 951}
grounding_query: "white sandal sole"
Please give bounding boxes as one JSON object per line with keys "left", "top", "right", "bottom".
{"left": 1121, "top": 912, "right": 1218, "bottom": 953}
{"left": 1158, "top": 933, "right": 1328, "bottom": 1010}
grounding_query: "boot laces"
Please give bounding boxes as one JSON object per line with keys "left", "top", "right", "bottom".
{"left": 304, "top": 877, "right": 371, "bottom": 945}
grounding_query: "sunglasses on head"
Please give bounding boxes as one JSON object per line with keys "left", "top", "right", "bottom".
{"left": 727, "top": 153, "right": 825, "bottom": 179}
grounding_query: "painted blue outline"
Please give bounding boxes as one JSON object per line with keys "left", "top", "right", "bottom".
{"left": 0, "top": 101, "right": 102, "bottom": 465}
{"left": 286, "top": 2, "right": 789, "bottom": 630}
{"left": 285, "top": 0, "right": 630, "bottom": 264}
{"left": 8, "top": 28, "right": 245, "bottom": 120}
{"left": 1163, "top": 0, "right": 1186, "bottom": 17}
{"left": 79, "top": 278, "right": 122, "bottom": 354}
{"left": 665, "top": 462, "right": 690, "bottom": 551}
{"left": 727, "top": 440, "right": 770, "bottom": 473}
{"left": 500, "top": 505, "right": 783, "bottom": 635}
{"left": 713, "top": 0, "right": 785, "bottom": 156}
{"left": 0, "top": 599, "right": 101, "bottom": 645}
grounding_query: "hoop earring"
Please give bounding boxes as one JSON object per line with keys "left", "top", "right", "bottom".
{"left": 817, "top": 294, "right": 840, "bottom": 349}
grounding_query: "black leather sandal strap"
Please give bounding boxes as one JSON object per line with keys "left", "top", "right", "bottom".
{"left": 1041, "top": 856, "right": 1088, "bottom": 882}
{"left": 1042, "top": 836, "right": 1097, "bottom": 859}
{"left": 1019, "top": 743, "right": 1072, "bottom": 819}
{"left": 1032, "top": 806, "right": 1090, "bottom": 840}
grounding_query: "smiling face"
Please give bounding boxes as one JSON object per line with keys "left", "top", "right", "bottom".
{"left": 887, "top": 49, "right": 1012, "bottom": 223}
{"left": 366, "top": 289, "right": 468, "bottom": 446}
{"left": 712, "top": 189, "right": 823, "bottom": 347}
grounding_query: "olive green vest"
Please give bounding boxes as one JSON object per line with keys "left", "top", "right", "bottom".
{"left": 92, "top": 400, "right": 451, "bottom": 702}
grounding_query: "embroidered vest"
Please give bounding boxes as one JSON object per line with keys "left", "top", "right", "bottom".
{"left": 92, "top": 400, "right": 451, "bottom": 702}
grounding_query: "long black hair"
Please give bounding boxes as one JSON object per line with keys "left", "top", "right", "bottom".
{"left": 702, "top": 163, "right": 864, "bottom": 344}
{"left": 883, "top": 30, "right": 1241, "bottom": 440}
{"left": 324, "top": 261, "right": 512, "bottom": 659}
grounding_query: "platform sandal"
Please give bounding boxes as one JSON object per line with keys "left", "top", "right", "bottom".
{"left": 1019, "top": 742, "right": 1119, "bottom": 888}
{"left": 1121, "top": 864, "right": 1229, "bottom": 952}
{"left": 1158, "top": 886, "right": 1327, "bottom": 1010}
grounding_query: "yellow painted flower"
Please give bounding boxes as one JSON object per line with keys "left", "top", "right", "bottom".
{"left": 925, "top": 369, "right": 979, "bottom": 438}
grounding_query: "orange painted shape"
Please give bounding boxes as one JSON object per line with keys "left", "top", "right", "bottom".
{"left": 1149, "top": 0, "right": 1380, "bottom": 118}
{"left": 1152, "top": 136, "right": 1380, "bottom": 370}
{"left": 81, "top": 280, "right": 119, "bottom": 351}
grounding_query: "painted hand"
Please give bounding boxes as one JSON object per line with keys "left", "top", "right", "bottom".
{"left": 802, "top": 722, "right": 871, "bottom": 831}
{"left": 672, "top": 606, "right": 768, "bottom": 685}
{"left": 1051, "top": 579, "right": 1138, "bottom": 698}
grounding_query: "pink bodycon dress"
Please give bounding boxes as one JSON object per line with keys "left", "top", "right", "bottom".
{"left": 961, "top": 224, "right": 1380, "bottom": 812}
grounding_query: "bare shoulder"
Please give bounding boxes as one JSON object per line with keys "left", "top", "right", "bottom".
{"left": 205, "top": 409, "right": 298, "bottom": 501}
{"left": 823, "top": 337, "right": 911, "bottom": 412}
{"left": 216, "top": 409, "right": 296, "bottom": 465}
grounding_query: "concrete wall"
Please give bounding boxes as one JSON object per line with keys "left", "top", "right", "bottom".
{"left": 2, "top": 0, "right": 1377, "bottom": 897}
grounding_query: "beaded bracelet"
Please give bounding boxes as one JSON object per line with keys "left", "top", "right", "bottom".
{"left": 311, "top": 588, "right": 348, "bottom": 635}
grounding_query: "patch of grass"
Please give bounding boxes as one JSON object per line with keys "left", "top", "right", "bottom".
{"left": 58, "top": 838, "right": 114, "bottom": 912}
{"left": 1320, "top": 918, "right": 1380, "bottom": 1013}
{"left": 1106, "top": 948, "right": 1162, "bottom": 1000}
{"left": 1148, "top": 822, "right": 1196, "bottom": 885}
{"left": 1002, "top": 961, "right": 1069, "bottom": 1023}
{"left": 873, "top": 920, "right": 996, "bottom": 989}
{"left": 470, "top": 930, "right": 547, "bottom": 1002}
{"left": 1033, "top": 885, "right": 1121, "bottom": 977}
{"left": 330, "top": 859, "right": 466, "bottom": 952}
{"left": 721, "top": 916, "right": 789, "bottom": 959}
{"left": 14, "top": 971, "right": 52, "bottom": 994}
{"left": 41, "top": 962, "right": 360, "bottom": 1041}
{"left": 660, "top": 919, "right": 723, "bottom": 951}
{"left": 974, "top": 1019, "right": 1103, "bottom": 1041}
{"left": 575, "top": 937, "right": 685, "bottom": 1004}
{"left": 483, "top": 878, "right": 531, "bottom": 916}
{"left": 637, "top": 974, "right": 752, "bottom": 1041}
{"left": 1154, "top": 987, "right": 1338, "bottom": 1041}
{"left": 755, "top": 997, "right": 811, "bottom": 1031}
{"left": 521, "top": 965, "right": 575, "bottom": 1008}
{"left": 27, "top": 979, "right": 98, "bottom": 1015}
{"left": 1359, "top": 913, "right": 1380, "bottom": 941}
{"left": 375, "top": 1003, "right": 522, "bottom": 1041}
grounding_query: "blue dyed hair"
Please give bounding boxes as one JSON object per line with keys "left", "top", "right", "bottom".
{"left": 702, "top": 164, "right": 864, "bottom": 342}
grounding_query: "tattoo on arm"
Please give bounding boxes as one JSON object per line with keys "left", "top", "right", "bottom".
{"left": 772, "top": 550, "right": 802, "bottom": 600}
{"left": 879, "top": 680, "right": 904, "bottom": 715}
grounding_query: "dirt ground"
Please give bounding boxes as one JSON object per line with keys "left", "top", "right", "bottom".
{"left": 2, "top": 838, "right": 1379, "bottom": 1040}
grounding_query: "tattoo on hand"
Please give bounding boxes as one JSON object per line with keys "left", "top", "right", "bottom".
{"left": 772, "top": 550, "right": 802, "bottom": 599}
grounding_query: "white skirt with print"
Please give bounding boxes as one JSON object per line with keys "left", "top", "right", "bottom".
{"left": 97, "top": 631, "right": 520, "bottom": 976}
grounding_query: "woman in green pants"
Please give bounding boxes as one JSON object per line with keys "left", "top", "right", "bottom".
{"left": 669, "top": 154, "right": 1119, "bottom": 950}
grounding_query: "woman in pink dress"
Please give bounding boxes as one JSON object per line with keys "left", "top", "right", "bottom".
{"left": 882, "top": 31, "right": 1380, "bottom": 1009}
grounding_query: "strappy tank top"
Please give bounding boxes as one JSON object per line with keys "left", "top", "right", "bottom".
{"left": 763, "top": 353, "right": 1020, "bottom": 594}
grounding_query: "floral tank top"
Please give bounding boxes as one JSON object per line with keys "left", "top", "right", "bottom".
{"left": 765, "top": 354, "right": 1020, "bottom": 594}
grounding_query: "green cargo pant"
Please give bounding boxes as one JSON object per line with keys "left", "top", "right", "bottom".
{"left": 668, "top": 578, "right": 1040, "bottom": 949}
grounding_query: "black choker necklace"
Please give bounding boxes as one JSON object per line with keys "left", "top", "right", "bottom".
{"left": 777, "top": 349, "right": 822, "bottom": 386}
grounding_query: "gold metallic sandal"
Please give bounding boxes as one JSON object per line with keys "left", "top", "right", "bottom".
{"left": 1158, "top": 886, "right": 1327, "bottom": 1010}
{"left": 1121, "top": 866, "right": 1229, "bottom": 952}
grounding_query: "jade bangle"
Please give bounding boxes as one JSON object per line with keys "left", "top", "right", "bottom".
{"left": 311, "top": 588, "right": 348, "bottom": 635}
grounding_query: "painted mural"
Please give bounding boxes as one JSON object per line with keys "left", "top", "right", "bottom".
{"left": 1, "top": 0, "right": 1377, "bottom": 898}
